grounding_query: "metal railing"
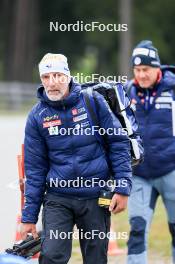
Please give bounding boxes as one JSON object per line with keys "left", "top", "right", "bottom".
{"left": 0, "top": 82, "right": 38, "bottom": 112}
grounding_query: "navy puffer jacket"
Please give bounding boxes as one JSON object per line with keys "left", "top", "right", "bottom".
{"left": 22, "top": 80, "right": 132, "bottom": 223}
{"left": 128, "top": 66, "right": 175, "bottom": 179}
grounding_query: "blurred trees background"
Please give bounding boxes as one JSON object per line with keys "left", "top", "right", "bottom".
{"left": 0, "top": 0, "right": 174, "bottom": 83}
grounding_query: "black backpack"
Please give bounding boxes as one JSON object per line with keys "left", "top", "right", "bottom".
{"left": 81, "top": 82, "right": 144, "bottom": 166}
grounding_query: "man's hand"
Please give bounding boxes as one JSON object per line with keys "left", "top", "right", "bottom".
{"left": 109, "top": 193, "right": 128, "bottom": 214}
{"left": 20, "top": 223, "right": 38, "bottom": 240}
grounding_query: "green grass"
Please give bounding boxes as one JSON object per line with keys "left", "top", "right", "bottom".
{"left": 71, "top": 198, "right": 171, "bottom": 263}
{"left": 113, "top": 197, "right": 171, "bottom": 259}
{"left": 148, "top": 198, "right": 171, "bottom": 259}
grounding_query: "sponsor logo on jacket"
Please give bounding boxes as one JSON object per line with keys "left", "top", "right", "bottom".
{"left": 43, "top": 119, "right": 62, "bottom": 128}
{"left": 72, "top": 107, "right": 86, "bottom": 115}
{"left": 43, "top": 114, "right": 59, "bottom": 122}
{"left": 73, "top": 113, "right": 88, "bottom": 122}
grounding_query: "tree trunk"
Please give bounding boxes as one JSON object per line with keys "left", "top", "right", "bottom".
{"left": 4, "top": 0, "right": 39, "bottom": 82}
{"left": 118, "top": 0, "right": 132, "bottom": 80}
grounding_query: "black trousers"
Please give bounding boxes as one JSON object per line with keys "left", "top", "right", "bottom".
{"left": 39, "top": 193, "right": 111, "bottom": 264}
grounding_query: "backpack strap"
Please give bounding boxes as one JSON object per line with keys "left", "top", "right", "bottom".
{"left": 172, "top": 86, "right": 175, "bottom": 136}
{"left": 173, "top": 86, "right": 175, "bottom": 100}
{"left": 81, "top": 88, "right": 99, "bottom": 126}
{"left": 125, "top": 79, "right": 134, "bottom": 97}
{"left": 81, "top": 88, "right": 105, "bottom": 146}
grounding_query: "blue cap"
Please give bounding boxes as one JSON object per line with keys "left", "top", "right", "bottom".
{"left": 131, "top": 40, "right": 160, "bottom": 68}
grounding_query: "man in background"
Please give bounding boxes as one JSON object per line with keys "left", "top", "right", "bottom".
{"left": 126, "top": 40, "right": 175, "bottom": 264}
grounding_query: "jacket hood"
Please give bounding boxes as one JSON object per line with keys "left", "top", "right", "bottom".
{"left": 37, "top": 79, "right": 81, "bottom": 109}
{"left": 161, "top": 65, "right": 175, "bottom": 89}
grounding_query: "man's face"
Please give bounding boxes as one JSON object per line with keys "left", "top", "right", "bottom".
{"left": 133, "top": 65, "right": 160, "bottom": 88}
{"left": 41, "top": 72, "right": 70, "bottom": 101}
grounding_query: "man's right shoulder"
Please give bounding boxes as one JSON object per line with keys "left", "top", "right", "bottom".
{"left": 27, "top": 102, "right": 48, "bottom": 121}
{"left": 29, "top": 101, "right": 47, "bottom": 115}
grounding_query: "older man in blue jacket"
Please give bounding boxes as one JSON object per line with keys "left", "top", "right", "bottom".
{"left": 20, "top": 53, "right": 132, "bottom": 264}
{"left": 126, "top": 40, "right": 175, "bottom": 264}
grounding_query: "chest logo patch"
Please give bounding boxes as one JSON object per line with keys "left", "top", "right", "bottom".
{"left": 43, "top": 119, "right": 62, "bottom": 128}
{"left": 155, "top": 103, "right": 171, "bottom": 109}
{"left": 72, "top": 108, "right": 78, "bottom": 115}
{"left": 160, "top": 91, "right": 172, "bottom": 97}
{"left": 155, "top": 97, "right": 172, "bottom": 103}
{"left": 43, "top": 114, "right": 59, "bottom": 122}
{"left": 72, "top": 107, "right": 86, "bottom": 115}
{"left": 73, "top": 113, "right": 87, "bottom": 122}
